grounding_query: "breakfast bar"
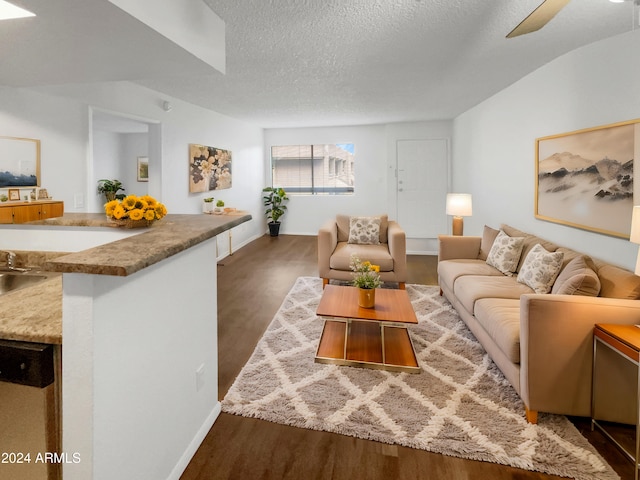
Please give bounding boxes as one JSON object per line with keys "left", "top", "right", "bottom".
{"left": 0, "top": 212, "right": 251, "bottom": 480}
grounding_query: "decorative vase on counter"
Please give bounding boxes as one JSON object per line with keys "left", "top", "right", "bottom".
{"left": 358, "top": 287, "right": 376, "bottom": 308}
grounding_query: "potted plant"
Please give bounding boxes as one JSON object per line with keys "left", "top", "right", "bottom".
{"left": 350, "top": 255, "right": 382, "bottom": 308}
{"left": 262, "top": 187, "right": 289, "bottom": 236}
{"left": 203, "top": 197, "right": 214, "bottom": 213}
{"left": 214, "top": 199, "right": 225, "bottom": 214}
{"left": 97, "top": 179, "right": 126, "bottom": 202}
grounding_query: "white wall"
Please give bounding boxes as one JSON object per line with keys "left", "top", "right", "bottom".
{"left": 0, "top": 87, "right": 88, "bottom": 206}
{"left": 264, "top": 121, "right": 452, "bottom": 244}
{"left": 91, "top": 130, "right": 149, "bottom": 208}
{"left": 0, "top": 81, "right": 265, "bottom": 251}
{"left": 122, "top": 132, "right": 149, "bottom": 197}
{"left": 93, "top": 131, "right": 124, "bottom": 200}
{"left": 62, "top": 239, "right": 219, "bottom": 480}
{"left": 452, "top": 29, "right": 640, "bottom": 270}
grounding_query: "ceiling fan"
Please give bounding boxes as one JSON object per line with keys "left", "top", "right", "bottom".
{"left": 507, "top": 0, "right": 640, "bottom": 38}
{"left": 506, "top": 0, "right": 571, "bottom": 38}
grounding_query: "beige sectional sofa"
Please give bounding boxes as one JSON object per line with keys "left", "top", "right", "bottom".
{"left": 438, "top": 224, "right": 640, "bottom": 423}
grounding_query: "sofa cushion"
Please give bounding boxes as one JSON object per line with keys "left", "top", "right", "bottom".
{"left": 337, "top": 214, "right": 388, "bottom": 243}
{"left": 598, "top": 264, "right": 640, "bottom": 299}
{"left": 486, "top": 230, "right": 525, "bottom": 276}
{"left": 501, "top": 224, "right": 559, "bottom": 272}
{"left": 516, "top": 244, "right": 564, "bottom": 294}
{"left": 454, "top": 275, "right": 534, "bottom": 314}
{"left": 438, "top": 259, "right": 503, "bottom": 290}
{"left": 329, "top": 242, "right": 394, "bottom": 272}
{"left": 551, "top": 255, "right": 601, "bottom": 296}
{"left": 474, "top": 298, "right": 521, "bottom": 364}
{"left": 348, "top": 216, "right": 381, "bottom": 245}
{"left": 555, "top": 247, "right": 597, "bottom": 271}
{"left": 478, "top": 225, "right": 500, "bottom": 261}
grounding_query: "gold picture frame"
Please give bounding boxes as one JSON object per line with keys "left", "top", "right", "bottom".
{"left": 8, "top": 188, "right": 20, "bottom": 201}
{"left": 137, "top": 156, "right": 149, "bottom": 182}
{"left": 0, "top": 136, "right": 41, "bottom": 187}
{"left": 535, "top": 119, "right": 640, "bottom": 239}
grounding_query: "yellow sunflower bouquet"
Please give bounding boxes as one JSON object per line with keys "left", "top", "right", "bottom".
{"left": 105, "top": 194, "right": 167, "bottom": 228}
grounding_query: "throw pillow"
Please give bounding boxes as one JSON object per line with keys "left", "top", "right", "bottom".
{"left": 348, "top": 216, "right": 381, "bottom": 245}
{"left": 485, "top": 230, "right": 525, "bottom": 276}
{"left": 551, "top": 255, "right": 601, "bottom": 297}
{"left": 478, "top": 225, "right": 500, "bottom": 260}
{"left": 517, "top": 244, "right": 564, "bottom": 294}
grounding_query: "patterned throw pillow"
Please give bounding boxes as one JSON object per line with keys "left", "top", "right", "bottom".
{"left": 486, "top": 230, "right": 525, "bottom": 276}
{"left": 517, "top": 243, "right": 564, "bottom": 294}
{"left": 348, "top": 216, "right": 381, "bottom": 245}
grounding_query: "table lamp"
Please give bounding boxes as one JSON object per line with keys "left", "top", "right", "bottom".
{"left": 630, "top": 206, "right": 640, "bottom": 275}
{"left": 446, "top": 193, "right": 472, "bottom": 236}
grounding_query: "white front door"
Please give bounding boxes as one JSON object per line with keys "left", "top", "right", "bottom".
{"left": 396, "top": 139, "right": 449, "bottom": 238}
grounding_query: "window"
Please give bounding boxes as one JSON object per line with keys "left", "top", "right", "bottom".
{"left": 270, "top": 143, "right": 354, "bottom": 194}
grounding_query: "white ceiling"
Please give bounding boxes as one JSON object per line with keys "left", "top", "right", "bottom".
{"left": 1, "top": 0, "right": 637, "bottom": 128}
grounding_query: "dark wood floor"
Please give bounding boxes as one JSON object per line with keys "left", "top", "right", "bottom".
{"left": 181, "top": 235, "right": 634, "bottom": 480}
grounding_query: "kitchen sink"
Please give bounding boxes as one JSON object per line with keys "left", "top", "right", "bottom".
{"left": 0, "top": 271, "right": 57, "bottom": 296}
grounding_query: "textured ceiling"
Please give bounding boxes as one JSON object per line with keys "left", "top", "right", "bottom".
{"left": 1, "top": 0, "right": 637, "bottom": 128}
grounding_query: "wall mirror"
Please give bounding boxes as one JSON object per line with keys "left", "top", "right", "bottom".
{"left": 0, "top": 136, "right": 40, "bottom": 187}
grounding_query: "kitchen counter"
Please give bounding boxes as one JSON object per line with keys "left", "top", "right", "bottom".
{"left": 41, "top": 212, "right": 251, "bottom": 276}
{"left": 0, "top": 274, "right": 62, "bottom": 344}
{"left": 0, "top": 212, "right": 251, "bottom": 344}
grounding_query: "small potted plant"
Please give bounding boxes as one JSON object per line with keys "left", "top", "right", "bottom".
{"left": 214, "top": 199, "right": 225, "bottom": 214}
{"left": 262, "top": 187, "right": 288, "bottom": 236}
{"left": 350, "top": 255, "right": 381, "bottom": 308}
{"left": 203, "top": 197, "right": 214, "bottom": 213}
{"left": 97, "top": 179, "right": 125, "bottom": 202}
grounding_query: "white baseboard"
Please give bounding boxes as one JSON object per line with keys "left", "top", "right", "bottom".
{"left": 167, "top": 401, "right": 222, "bottom": 480}
{"left": 216, "top": 233, "right": 262, "bottom": 261}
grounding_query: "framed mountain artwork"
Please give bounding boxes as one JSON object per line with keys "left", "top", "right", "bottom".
{"left": 0, "top": 136, "right": 40, "bottom": 187}
{"left": 535, "top": 119, "right": 639, "bottom": 239}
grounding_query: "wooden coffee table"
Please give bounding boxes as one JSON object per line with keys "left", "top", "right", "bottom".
{"left": 315, "top": 285, "right": 420, "bottom": 373}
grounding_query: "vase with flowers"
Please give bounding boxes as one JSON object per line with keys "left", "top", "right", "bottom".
{"left": 350, "top": 254, "right": 382, "bottom": 308}
{"left": 105, "top": 194, "right": 167, "bottom": 228}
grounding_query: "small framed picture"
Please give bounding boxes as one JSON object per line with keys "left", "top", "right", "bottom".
{"left": 8, "top": 189, "right": 20, "bottom": 201}
{"left": 38, "top": 188, "right": 49, "bottom": 200}
{"left": 137, "top": 156, "right": 149, "bottom": 182}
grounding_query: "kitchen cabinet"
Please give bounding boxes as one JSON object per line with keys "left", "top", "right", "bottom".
{"left": 0, "top": 201, "right": 64, "bottom": 224}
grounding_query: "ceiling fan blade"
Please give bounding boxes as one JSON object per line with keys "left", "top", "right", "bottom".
{"left": 506, "top": 0, "right": 571, "bottom": 38}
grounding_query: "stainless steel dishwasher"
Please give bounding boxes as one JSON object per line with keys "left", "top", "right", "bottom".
{"left": 0, "top": 340, "right": 61, "bottom": 480}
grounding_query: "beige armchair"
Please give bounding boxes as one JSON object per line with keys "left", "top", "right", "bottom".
{"left": 318, "top": 214, "right": 407, "bottom": 289}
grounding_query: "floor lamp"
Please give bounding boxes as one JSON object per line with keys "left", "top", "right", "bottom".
{"left": 630, "top": 206, "right": 640, "bottom": 275}
{"left": 446, "top": 193, "right": 472, "bottom": 236}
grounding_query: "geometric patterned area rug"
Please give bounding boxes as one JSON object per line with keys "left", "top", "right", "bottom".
{"left": 222, "top": 277, "right": 619, "bottom": 480}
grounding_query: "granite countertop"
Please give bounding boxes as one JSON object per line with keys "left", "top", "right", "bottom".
{"left": 0, "top": 273, "right": 62, "bottom": 344}
{"left": 42, "top": 212, "right": 252, "bottom": 276}
{"left": 0, "top": 212, "right": 251, "bottom": 343}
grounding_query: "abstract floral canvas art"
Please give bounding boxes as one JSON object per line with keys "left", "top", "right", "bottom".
{"left": 189, "top": 144, "right": 232, "bottom": 193}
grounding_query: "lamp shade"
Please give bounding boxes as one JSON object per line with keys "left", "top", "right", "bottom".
{"left": 631, "top": 206, "right": 640, "bottom": 244}
{"left": 446, "top": 193, "right": 473, "bottom": 217}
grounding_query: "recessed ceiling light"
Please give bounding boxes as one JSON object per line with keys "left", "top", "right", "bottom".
{"left": 609, "top": 0, "right": 626, "bottom": 3}
{"left": 0, "top": 0, "right": 35, "bottom": 20}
